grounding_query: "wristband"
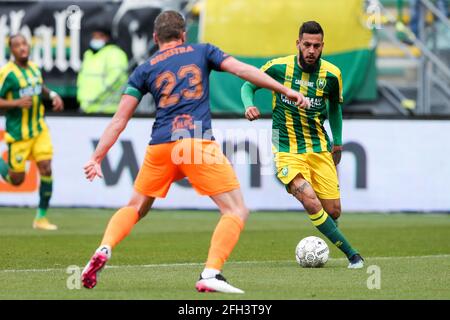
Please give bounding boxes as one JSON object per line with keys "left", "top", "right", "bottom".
{"left": 49, "top": 91, "right": 58, "bottom": 99}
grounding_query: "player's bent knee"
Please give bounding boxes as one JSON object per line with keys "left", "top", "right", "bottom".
{"left": 9, "top": 173, "right": 25, "bottom": 186}
{"left": 323, "top": 202, "right": 341, "bottom": 219}
{"left": 236, "top": 205, "right": 249, "bottom": 222}
{"left": 302, "top": 197, "right": 323, "bottom": 215}
{"left": 11, "top": 177, "right": 25, "bottom": 186}
{"left": 331, "top": 208, "right": 341, "bottom": 220}
{"left": 220, "top": 205, "right": 249, "bottom": 222}
{"left": 329, "top": 208, "right": 341, "bottom": 219}
{"left": 37, "top": 161, "right": 52, "bottom": 176}
{"left": 212, "top": 189, "right": 249, "bottom": 221}
{"left": 40, "top": 168, "right": 52, "bottom": 177}
{"left": 128, "top": 203, "right": 150, "bottom": 220}
{"left": 127, "top": 194, "right": 154, "bottom": 220}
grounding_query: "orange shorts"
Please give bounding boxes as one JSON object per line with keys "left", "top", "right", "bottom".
{"left": 134, "top": 138, "right": 240, "bottom": 198}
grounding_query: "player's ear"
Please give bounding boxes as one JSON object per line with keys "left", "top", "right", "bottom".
{"left": 296, "top": 39, "right": 300, "bottom": 49}
{"left": 181, "top": 32, "right": 186, "bottom": 43}
{"left": 153, "top": 32, "right": 158, "bottom": 45}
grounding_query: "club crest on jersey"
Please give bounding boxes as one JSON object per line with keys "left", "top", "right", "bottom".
{"left": 15, "top": 155, "right": 24, "bottom": 163}
{"left": 281, "top": 166, "right": 289, "bottom": 177}
{"left": 316, "top": 78, "right": 327, "bottom": 90}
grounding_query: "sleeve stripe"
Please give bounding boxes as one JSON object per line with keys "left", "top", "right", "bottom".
{"left": 261, "top": 55, "right": 294, "bottom": 72}
{"left": 0, "top": 67, "right": 14, "bottom": 97}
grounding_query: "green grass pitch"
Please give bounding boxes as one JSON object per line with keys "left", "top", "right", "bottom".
{"left": 0, "top": 208, "right": 449, "bottom": 300}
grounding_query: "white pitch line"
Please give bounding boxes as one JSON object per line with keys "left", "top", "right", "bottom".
{"left": 1, "top": 254, "right": 449, "bottom": 274}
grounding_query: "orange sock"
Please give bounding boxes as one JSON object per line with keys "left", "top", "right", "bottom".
{"left": 101, "top": 207, "right": 139, "bottom": 249}
{"left": 205, "top": 214, "right": 245, "bottom": 270}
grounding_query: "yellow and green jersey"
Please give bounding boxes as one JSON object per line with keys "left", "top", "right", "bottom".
{"left": 261, "top": 55, "right": 343, "bottom": 154}
{"left": 0, "top": 61, "right": 47, "bottom": 143}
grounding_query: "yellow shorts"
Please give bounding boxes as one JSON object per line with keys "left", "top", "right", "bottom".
{"left": 275, "top": 151, "right": 340, "bottom": 199}
{"left": 7, "top": 128, "right": 53, "bottom": 173}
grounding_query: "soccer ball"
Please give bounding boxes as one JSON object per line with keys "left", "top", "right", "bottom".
{"left": 295, "top": 236, "right": 329, "bottom": 268}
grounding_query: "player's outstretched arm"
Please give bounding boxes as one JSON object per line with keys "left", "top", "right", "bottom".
{"left": 84, "top": 94, "right": 139, "bottom": 181}
{"left": 221, "top": 57, "right": 309, "bottom": 109}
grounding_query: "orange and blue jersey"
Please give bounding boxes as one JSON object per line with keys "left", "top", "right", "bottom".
{"left": 124, "top": 43, "right": 229, "bottom": 145}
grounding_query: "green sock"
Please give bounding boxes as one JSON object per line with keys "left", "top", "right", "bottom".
{"left": 309, "top": 209, "right": 357, "bottom": 259}
{"left": 0, "top": 158, "right": 11, "bottom": 182}
{"left": 36, "top": 208, "right": 47, "bottom": 219}
{"left": 333, "top": 217, "right": 339, "bottom": 227}
{"left": 37, "top": 176, "right": 53, "bottom": 219}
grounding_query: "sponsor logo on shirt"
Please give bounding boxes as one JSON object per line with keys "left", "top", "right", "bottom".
{"left": 172, "top": 114, "right": 196, "bottom": 132}
{"left": 19, "top": 84, "right": 42, "bottom": 97}
{"left": 294, "top": 79, "right": 314, "bottom": 87}
{"left": 280, "top": 94, "right": 323, "bottom": 108}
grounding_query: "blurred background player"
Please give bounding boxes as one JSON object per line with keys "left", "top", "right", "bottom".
{"left": 409, "top": 0, "right": 449, "bottom": 39}
{"left": 241, "top": 21, "right": 364, "bottom": 268}
{"left": 77, "top": 26, "right": 128, "bottom": 114}
{"left": 0, "top": 34, "right": 64, "bottom": 230}
{"left": 81, "top": 10, "right": 308, "bottom": 293}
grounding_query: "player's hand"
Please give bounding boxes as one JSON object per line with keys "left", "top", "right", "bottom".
{"left": 245, "top": 106, "right": 261, "bottom": 121}
{"left": 52, "top": 95, "right": 64, "bottom": 112}
{"left": 15, "top": 96, "right": 32, "bottom": 109}
{"left": 83, "top": 159, "right": 103, "bottom": 181}
{"left": 332, "top": 145, "right": 343, "bottom": 166}
{"left": 285, "top": 89, "right": 310, "bottom": 109}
